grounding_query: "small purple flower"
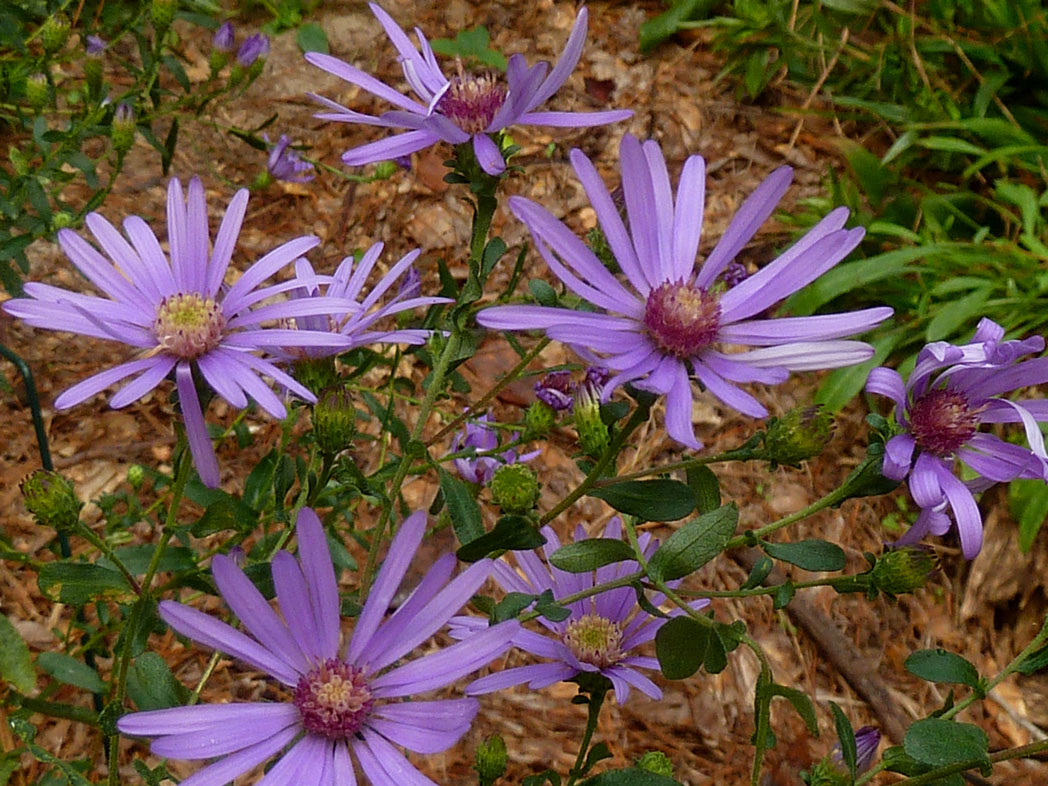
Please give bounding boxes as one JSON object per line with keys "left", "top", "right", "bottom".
{"left": 454, "top": 518, "right": 708, "bottom": 704}
{"left": 2, "top": 177, "right": 352, "bottom": 487}
{"left": 212, "top": 21, "right": 235, "bottom": 52}
{"left": 534, "top": 370, "right": 575, "bottom": 411}
{"left": 280, "top": 243, "right": 452, "bottom": 360}
{"left": 113, "top": 101, "right": 134, "bottom": 123}
{"left": 867, "top": 318, "right": 1048, "bottom": 558}
{"left": 85, "top": 34, "right": 106, "bottom": 56}
{"left": 451, "top": 413, "right": 539, "bottom": 485}
{"left": 118, "top": 507, "right": 517, "bottom": 786}
{"left": 850, "top": 726, "right": 882, "bottom": 772}
{"left": 236, "top": 33, "right": 269, "bottom": 67}
{"left": 266, "top": 134, "right": 315, "bottom": 183}
{"left": 477, "top": 134, "right": 893, "bottom": 450}
{"left": 305, "top": 4, "right": 632, "bottom": 176}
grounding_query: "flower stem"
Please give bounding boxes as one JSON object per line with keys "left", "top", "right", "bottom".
{"left": 591, "top": 444, "right": 764, "bottom": 487}
{"left": 565, "top": 682, "right": 609, "bottom": 786}
{"left": 540, "top": 402, "right": 651, "bottom": 526}
{"left": 724, "top": 482, "right": 854, "bottom": 550}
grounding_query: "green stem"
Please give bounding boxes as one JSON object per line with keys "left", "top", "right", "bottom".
{"left": 539, "top": 403, "right": 651, "bottom": 526}
{"left": 519, "top": 571, "right": 645, "bottom": 623}
{"left": 0, "top": 344, "right": 53, "bottom": 471}
{"left": 663, "top": 573, "right": 863, "bottom": 599}
{"left": 188, "top": 651, "right": 223, "bottom": 707}
{"left": 470, "top": 192, "right": 497, "bottom": 266}
{"left": 887, "top": 738, "right": 1048, "bottom": 786}
{"left": 565, "top": 683, "right": 609, "bottom": 786}
{"left": 724, "top": 482, "right": 854, "bottom": 550}
{"left": 591, "top": 445, "right": 764, "bottom": 487}
{"left": 73, "top": 522, "right": 141, "bottom": 595}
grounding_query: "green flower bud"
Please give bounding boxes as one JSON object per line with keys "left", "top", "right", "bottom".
{"left": 371, "top": 160, "right": 399, "bottom": 180}
{"left": 870, "top": 547, "right": 937, "bottom": 597}
{"left": 801, "top": 759, "right": 850, "bottom": 786}
{"left": 52, "top": 211, "right": 75, "bottom": 230}
{"left": 524, "top": 400, "right": 556, "bottom": 438}
{"left": 111, "top": 102, "right": 136, "bottom": 154}
{"left": 26, "top": 73, "right": 50, "bottom": 111}
{"left": 292, "top": 356, "right": 338, "bottom": 397}
{"left": 313, "top": 388, "right": 357, "bottom": 455}
{"left": 21, "top": 470, "right": 82, "bottom": 532}
{"left": 127, "top": 464, "right": 146, "bottom": 490}
{"left": 489, "top": 463, "right": 540, "bottom": 513}
{"left": 635, "top": 751, "right": 674, "bottom": 776}
{"left": 573, "top": 381, "right": 609, "bottom": 458}
{"left": 473, "top": 734, "right": 507, "bottom": 786}
{"left": 765, "top": 404, "right": 835, "bottom": 466}
{"left": 40, "top": 14, "right": 70, "bottom": 53}
{"left": 150, "top": 0, "right": 178, "bottom": 32}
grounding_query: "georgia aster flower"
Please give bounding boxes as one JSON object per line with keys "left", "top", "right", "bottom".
{"left": 118, "top": 507, "right": 517, "bottom": 786}
{"left": 2, "top": 177, "right": 351, "bottom": 487}
{"left": 212, "top": 21, "right": 235, "bottom": 53}
{"left": 305, "top": 4, "right": 632, "bottom": 176}
{"left": 237, "top": 33, "right": 269, "bottom": 67}
{"left": 455, "top": 518, "right": 708, "bottom": 704}
{"left": 266, "top": 134, "right": 315, "bottom": 183}
{"left": 451, "top": 413, "right": 540, "bottom": 485}
{"left": 476, "top": 134, "right": 893, "bottom": 449}
{"left": 866, "top": 318, "right": 1048, "bottom": 558}
{"left": 283, "top": 243, "right": 452, "bottom": 359}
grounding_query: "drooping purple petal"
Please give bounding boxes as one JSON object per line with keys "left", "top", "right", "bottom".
{"left": 175, "top": 363, "right": 220, "bottom": 488}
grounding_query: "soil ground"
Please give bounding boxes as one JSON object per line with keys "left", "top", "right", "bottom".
{"left": 2, "top": 2, "right": 1048, "bottom": 784}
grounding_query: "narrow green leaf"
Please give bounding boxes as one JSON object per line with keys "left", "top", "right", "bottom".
{"left": 1008, "top": 479, "right": 1048, "bottom": 553}
{"left": 0, "top": 614, "right": 35, "bottom": 693}
{"left": 647, "top": 504, "right": 738, "bottom": 581}
{"left": 830, "top": 702, "right": 858, "bottom": 780}
{"left": 769, "top": 683, "right": 818, "bottom": 735}
{"left": 762, "top": 539, "right": 846, "bottom": 572}
{"left": 686, "top": 465, "right": 720, "bottom": 514}
{"left": 37, "top": 652, "right": 105, "bottom": 694}
{"left": 127, "top": 652, "right": 188, "bottom": 710}
{"left": 549, "top": 538, "right": 636, "bottom": 573}
{"left": 438, "top": 469, "right": 484, "bottom": 546}
{"left": 456, "top": 515, "right": 546, "bottom": 562}
{"left": 38, "top": 562, "right": 131, "bottom": 605}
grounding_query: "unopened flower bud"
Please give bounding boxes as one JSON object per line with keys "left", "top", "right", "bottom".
{"left": 212, "top": 21, "right": 235, "bottom": 52}
{"left": 524, "top": 400, "right": 556, "bottom": 437}
{"left": 111, "top": 102, "right": 136, "bottom": 154}
{"left": 765, "top": 404, "right": 834, "bottom": 466}
{"left": 489, "top": 463, "right": 540, "bottom": 513}
{"left": 371, "top": 160, "right": 399, "bottom": 180}
{"left": 227, "top": 545, "right": 246, "bottom": 568}
{"left": 21, "top": 470, "right": 82, "bottom": 532}
{"left": 127, "top": 464, "right": 146, "bottom": 490}
{"left": 293, "top": 356, "right": 338, "bottom": 397}
{"left": 635, "top": 751, "right": 673, "bottom": 776}
{"left": 473, "top": 734, "right": 507, "bottom": 786}
{"left": 26, "top": 73, "right": 50, "bottom": 111}
{"left": 232, "top": 34, "right": 269, "bottom": 83}
{"left": 40, "top": 14, "right": 70, "bottom": 53}
{"left": 721, "top": 260, "right": 748, "bottom": 288}
{"left": 573, "top": 380, "right": 609, "bottom": 458}
{"left": 52, "top": 211, "right": 74, "bottom": 229}
{"left": 870, "top": 547, "right": 937, "bottom": 597}
{"left": 150, "top": 0, "right": 178, "bottom": 32}
{"left": 313, "top": 388, "right": 357, "bottom": 455}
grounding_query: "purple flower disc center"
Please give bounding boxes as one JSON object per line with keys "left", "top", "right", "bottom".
{"left": 908, "top": 388, "right": 979, "bottom": 455}
{"left": 437, "top": 68, "right": 507, "bottom": 135}
{"left": 153, "top": 293, "right": 226, "bottom": 359}
{"left": 643, "top": 281, "right": 722, "bottom": 358}
{"left": 562, "top": 613, "right": 624, "bottom": 669}
{"left": 294, "top": 659, "right": 374, "bottom": 739}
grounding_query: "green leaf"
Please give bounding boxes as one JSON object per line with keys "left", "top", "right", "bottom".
{"left": 1008, "top": 479, "right": 1048, "bottom": 553}
{"left": 762, "top": 539, "right": 846, "bottom": 572}
{"left": 456, "top": 515, "right": 546, "bottom": 562}
{"left": 38, "top": 562, "right": 131, "bottom": 605}
{"left": 431, "top": 26, "right": 507, "bottom": 70}
{"left": 549, "top": 538, "right": 636, "bottom": 573}
{"left": 830, "top": 702, "right": 858, "bottom": 780}
{"left": 36, "top": 652, "right": 105, "bottom": 694}
{"left": 296, "top": 22, "right": 329, "bottom": 54}
{"left": 0, "top": 613, "right": 35, "bottom": 693}
{"left": 190, "top": 495, "right": 258, "bottom": 536}
{"left": 905, "top": 649, "right": 981, "bottom": 689}
{"left": 925, "top": 288, "right": 989, "bottom": 342}
{"left": 739, "top": 556, "right": 773, "bottom": 590}
{"left": 578, "top": 768, "right": 682, "bottom": 786}
{"left": 769, "top": 683, "right": 818, "bottom": 735}
{"left": 639, "top": 0, "right": 714, "bottom": 53}
{"left": 654, "top": 616, "right": 729, "bottom": 679}
{"left": 816, "top": 332, "right": 900, "bottom": 412}
{"left": 589, "top": 479, "right": 695, "bottom": 522}
{"left": 528, "top": 279, "right": 558, "bottom": 306}
{"left": 647, "top": 504, "right": 738, "bottom": 581}
{"left": 1015, "top": 642, "right": 1048, "bottom": 675}
{"left": 493, "top": 592, "right": 536, "bottom": 623}
{"left": 126, "top": 652, "right": 188, "bottom": 711}
{"left": 438, "top": 469, "right": 484, "bottom": 546}
{"left": 904, "top": 718, "right": 989, "bottom": 768}
{"left": 686, "top": 465, "right": 720, "bottom": 514}
{"left": 102, "top": 545, "right": 196, "bottom": 575}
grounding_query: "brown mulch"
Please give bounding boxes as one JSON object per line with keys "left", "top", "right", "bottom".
{"left": 2, "top": 1, "right": 1048, "bottom": 784}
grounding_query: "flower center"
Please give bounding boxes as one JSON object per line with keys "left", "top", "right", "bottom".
{"left": 643, "top": 281, "right": 721, "bottom": 358}
{"left": 909, "top": 388, "right": 979, "bottom": 456}
{"left": 562, "top": 613, "right": 624, "bottom": 669}
{"left": 153, "top": 293, "right": 225, "bottom": 359}
{"left": 437, "top": 63, "right": 507, "bottom": 135}
{"left": 293, "top": 659, "right": 373, "bottom": 740}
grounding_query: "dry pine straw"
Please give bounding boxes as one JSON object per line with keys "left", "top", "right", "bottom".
{"left": 3, "top": 1, "right": 1048, "bottom": 783}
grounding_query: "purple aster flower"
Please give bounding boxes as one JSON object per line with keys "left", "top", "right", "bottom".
{"left": 451, "top": 413, "right": 540, "bottom": 484}
{"left": 476, "top": 134, "right": 893, "bottom": 449}
{"left": 236, "top": 33, "right": 269, "bottom": 67}
{"left": 866, "top": 318, "right": 1048, "bottom": 558}
{"left": 534, "top": 370, "right": 575, "bottom": 411}
{"left": 85, "top": 34, "right": 106, "bottom": 56}
{"left": 454, "top": 518, "right": 708, "bottom": 704}
{"left": 305, "top": 4, "right": 632, "bottom": 176}
{"left": 118, "top": 507, "right": 517, "bottom": 786}
{"left": 2, "top": 177, "right": 352, "bottom": 487}
{"left": 212, "top": 21, "right": 235, "bottom": 53}
{"left": 266, "top": 134, "right": 315, "bottom": 183}
{"left": 279, "top": 243, "right": 452, "bottom": 360}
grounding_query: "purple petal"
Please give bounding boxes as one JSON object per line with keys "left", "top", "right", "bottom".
{"left": 84, "top": 213, "right": 163, "bottom": 304}
{"left": 176, "top": 363, "right": 220, "bottom": 488}
{"left": 720, "top": 308, "right": 893, "bottom": 345}
{"left": 306, "top": 51, "right": 427, "bottom": 114}
{"left": 373, "top": 698, "right": 477, "bottom": 729}
{"left": 341, "top": 130, "right": 443, "bottom": 167}
{"left": 618, "top": 135, "right": 662, "bottom": 287}
{"left": 366, "top": 717, "right": 472, "bottom": 754}
{"left": 725, "top": 340, "right": 875, "bottom": 370}
{"left": 207, "top": 189, "right": 249, "bottom": 296}
{"left": 527, "top": 7, "right": 587, "bottom": 109}
{"left": 57, "top": 228, "right": 151, "bottom": 310}
{"left": 672, "top": 154, "right": 706, "bottom": 281}
{"left": 149, "top": 705, "right": 301, "bottom": 759}
{"left": 174, "top": 725, "right": 299, "bottom": 786}
{"left": 467, "top": 662, "right": 577, "bottom": 694}
{"left": 663, "top": 363, "right": 701, "bottom": 450}
{"left": 54, "top": 357, "right": 163, "bottom": 409}
{"left": 472, "top": 133, "right": 505, "bottom": 176}
{"left": 295, "top": 507, "right": 343, "bottom": 659}
{"left": 122, "top": 215, "right": 178, "bottom": 297}
{"left": 158, "top": 600, "right": 300, "bottom": 685}
{"left": 118, "top": 702, "right": 298, "bottom": 736}
{"left": 221, "top": 235, "right": 321, "bottom": 316}
{"left": 882, "top": 434, "right": 916, "bottom": 481}
{"left": 605, "top": 664, "right": 662, "bottom": 701}
{"left": 165, "top": 178, "right": 191, "bottom": 292}
{"left": 207, "top": 349, "right": 285, "bottom": 419}
{"left": 909, "top": 453, "right": 947, "bottom": 509}
{"left": 255, "top": 735, "right": 320, "bottom": 786}
{"left": 347, "top": 511, "right": 427, "bottom": 664}
{"left": 692, "top": 358, "right": 767, "bottom": 418}
{"left": 932, "top": 457, "right": 983, "bottom": 558}
{"left": 196, "top": 352, "right": 249, "bottom": 409}
{"left": 354, "top": 731, "right": 435, "bottom": 786}
{"left": 272, "top": 551, "right": 325, "bottom": 661}
{"left": 109, "top": 355, "right": 177, "bottom": 408}
{"left": 866, "top": 366, "right": 907, "bottom": 413}
{"left": 518, "top": 109, "right": 633, "bottom": 127}
{"left": 184, "top": 178, "right": 210, "bottom": 294}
